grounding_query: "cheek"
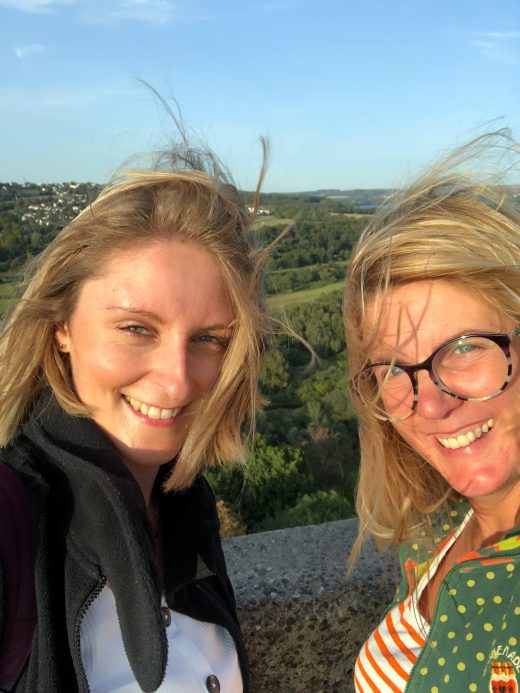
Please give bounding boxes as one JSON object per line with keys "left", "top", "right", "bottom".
{"left": 68, "top": 345, "right": 139, "bottom": 394}
{"left": 392, "top": 420, "right": 414, "bottom": 444}
{"left": 191, "top": 354, "right": 226, "bottom": 392}
{"left": 501, "top": 371, "right": 520, "bottom": 413}
{"left": 392, "top": 421, "right": 430, "bottom": 457}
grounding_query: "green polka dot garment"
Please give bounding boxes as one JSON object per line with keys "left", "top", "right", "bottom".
{"left": 389, "top": 506, "right": 520, "bottom": 693}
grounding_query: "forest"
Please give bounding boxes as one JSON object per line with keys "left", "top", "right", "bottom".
{"left": 0, "top": 182, "right": 375, "bottom": 535}
{"left": 209, "top": 196, "right": 371, "bottom": 535}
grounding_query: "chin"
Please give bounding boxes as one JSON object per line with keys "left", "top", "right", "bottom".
{"left": 117, "top": 444, "right": 181, "bottom": 469}
{"left": 450, "top": 470, "right": 515, "bottom": 500}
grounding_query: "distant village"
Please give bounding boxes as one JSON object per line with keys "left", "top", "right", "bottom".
{"left": 0, "top": 181, "right": 101, "bottom": 230}
{"left": 0, "top": 181, "right": 277, "bottom": 232}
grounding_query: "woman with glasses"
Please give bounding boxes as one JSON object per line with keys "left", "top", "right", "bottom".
{"left": 345, "top": 131, "right": 520, "bottom": 693}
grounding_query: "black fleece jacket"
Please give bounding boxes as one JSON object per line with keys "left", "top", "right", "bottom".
{"left": 0, "top": 393, "right": 249, "bottom": 692}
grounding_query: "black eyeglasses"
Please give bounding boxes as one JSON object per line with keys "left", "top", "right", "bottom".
{"left": 353, "top": 325, "right": 520, "bottom": 422}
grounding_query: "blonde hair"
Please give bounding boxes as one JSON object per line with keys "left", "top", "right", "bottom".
{"left": 0, "top": 156, "right": 270, "bottom": 490}
{"left": 344, "top": 130, "right": 520, "bottom": 558}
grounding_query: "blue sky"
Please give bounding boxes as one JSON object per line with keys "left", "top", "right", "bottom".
{"left": 1, "top": 0, "right": 519, "bottom": 191}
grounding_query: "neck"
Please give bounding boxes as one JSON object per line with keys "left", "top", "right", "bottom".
{"left": 468, "top": 482, "right": 520, "bottom": 547}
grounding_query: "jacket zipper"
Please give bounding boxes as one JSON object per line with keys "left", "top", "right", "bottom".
{"left": 74, "top": 573, "right": 107, "bottom": 693}
{"left": 403, "top": 549, "right": 519, "bottom": 692}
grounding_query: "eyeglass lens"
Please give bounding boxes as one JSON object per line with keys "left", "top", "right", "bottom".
{"left": 365, "top": 336, "right": 510, "bottom": 421}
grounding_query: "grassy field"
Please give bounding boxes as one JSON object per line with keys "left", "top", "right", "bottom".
{"left": 253, "top": 216, "right": 293, "bottom": 229}
{"left": 328, "top": 212, "right": 372, "bottom": 219}
{"left": 267, "top": 281, "right": 344, "bottom": 309}
{"left": 269, "top": 259, "right": 347, "bottom": 276}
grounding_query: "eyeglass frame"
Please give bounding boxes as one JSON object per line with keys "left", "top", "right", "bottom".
{"left": 354, "top": 324, "right": 520, "bottom": 422}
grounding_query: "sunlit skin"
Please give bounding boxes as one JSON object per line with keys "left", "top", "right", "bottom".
{"left": 369, "top": 280, "right": 520, "bottom": 543}
{"left": 55, "top": 239, "right": 234, "bottom": 506}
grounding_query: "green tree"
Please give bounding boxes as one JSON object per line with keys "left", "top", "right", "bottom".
{"left": 206, "top": 434, "right": 312, "bottom": 532}
{"left": 260, "top": 490, "right": 354, "bottom": 531}
{"left": 260, "top": 344, "right": 289, "bottom": 391}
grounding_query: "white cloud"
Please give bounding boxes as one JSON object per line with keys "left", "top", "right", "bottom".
{"left": 79, "top": 0, "right": 177, "bottom": 25}
{"left": 14, "top": 43, "right": 45, "bottom": 59}
{"left": 471, "top": 31, "right": 520, "bottom": 40}
{"left": 0, "top": 0, "right": 73, "bottom": 13}
{"left": 469, "top": 40, "right": 520, "bottom": 65}
{"left": 256, "top": 1, "right": 298, "bottom": 11}
{"left": 1, "top": 0, "right": 179, "bottom": 23}
{"left": 468, "top": 30, "right": 520, "bottom": 65}
{"left": 0, "top": 85, "right": 134, "bottom": 115}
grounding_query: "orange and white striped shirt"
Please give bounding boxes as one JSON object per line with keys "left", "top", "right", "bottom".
{"left": 354, "top": 512, "right": 472, "bottom": 693}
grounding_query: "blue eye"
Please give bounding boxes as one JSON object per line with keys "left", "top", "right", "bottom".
{"left": 453, "top": 341, "right": 477, "bottom": 354}
{"left": 388, "top": 364, "right": 406, "bottom": 377}
{"left": 193, "top": 334, "right": 229, "bottom": 352}
{"left": 369, "top": 363, "right": 406, "bottom": 384}
{"left": 121, "top": 325, "right": 150, "bottom": 336}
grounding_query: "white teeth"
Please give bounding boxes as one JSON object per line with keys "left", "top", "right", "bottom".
{"left": 125, "top": 397, "right": 179, "bottom": 420}
{"left": 438, "top": 419, "right": 494, "bottom": 450}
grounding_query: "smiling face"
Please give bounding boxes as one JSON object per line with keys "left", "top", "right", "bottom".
{"left": 369, "top": 279, "right": 520, "bottom": 507}
{"left": 55, "top": 239, "right": 234, "bottom": 489}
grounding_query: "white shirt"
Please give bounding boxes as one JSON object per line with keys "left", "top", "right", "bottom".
{"left": 80, "top": 585, "right": 243, "bottom": 692}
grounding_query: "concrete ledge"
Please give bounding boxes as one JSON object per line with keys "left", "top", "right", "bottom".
{"left": 223, "top": 518, "right": 397, "bottom": 692}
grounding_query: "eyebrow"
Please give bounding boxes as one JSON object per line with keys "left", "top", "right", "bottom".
{"left": 105, "top": 306, "right": 165, "bottom": 324}
{"left": 370, "top": 326, "right": 507, "bottom": 364}
{"left": 105, "top": 306, "right": 233, "bottom": 331}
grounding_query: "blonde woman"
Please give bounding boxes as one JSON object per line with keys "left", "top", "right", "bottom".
{"left": 0, "top": 146, "right": 268, "bottom": 692}
{"left": 345, "top": 132, "right": 520, "bottom": 693}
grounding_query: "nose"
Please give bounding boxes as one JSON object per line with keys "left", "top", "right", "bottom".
{"left": 414, "top": 370, "right": 464, "bottom": 420}
{"left": 150, "top": 344, "right": 196, "bottom": 404}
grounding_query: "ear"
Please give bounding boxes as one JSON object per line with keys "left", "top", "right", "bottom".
{"left": 54, "top": 324, "right": 71, "bottom": 353}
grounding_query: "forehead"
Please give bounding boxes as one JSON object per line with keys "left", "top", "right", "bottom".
{"left": 73, "top": 239, "right": 234, "bottom": 322}
{"left": 103, "top": 237, "right": 215, "bottom": 268}
{"left": 366, "top": 280, "right": 507, "bottom": 359}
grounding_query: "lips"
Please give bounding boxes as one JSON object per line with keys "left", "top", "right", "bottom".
{"left": 125, "top": 396, "right": 181, "bottom": 421}
{"left": 437, "top": 418, "right": 494, "bottom": 450}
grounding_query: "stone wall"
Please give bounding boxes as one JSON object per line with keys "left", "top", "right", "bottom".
{"left": 223, "top": 518, "right": 397, "bottom": 692}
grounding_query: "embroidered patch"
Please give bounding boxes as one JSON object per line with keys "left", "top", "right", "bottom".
{"left": 491, "top": 643, "right": 520, "bottom": 674}
{"left": 489, "top": 660, "right": 518, "bottom": 692}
